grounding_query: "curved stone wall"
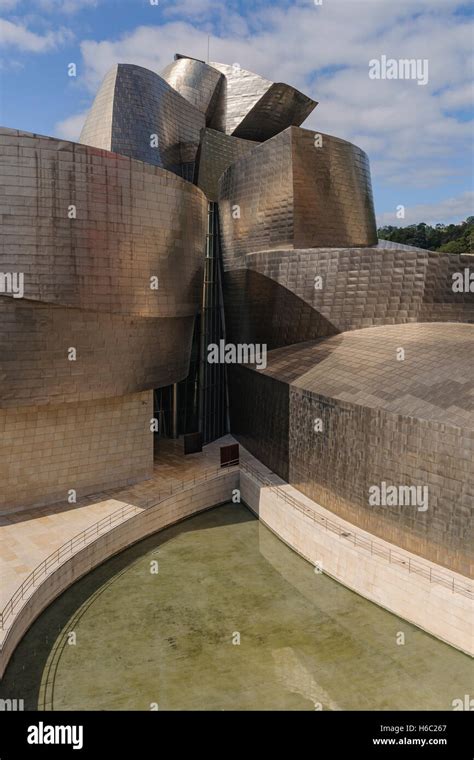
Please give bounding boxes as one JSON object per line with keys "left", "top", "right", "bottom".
{"left": 0, "top": 392, "right": 153, "bottom": 510}
{"left": 241, "top": 462, "right": 473, "bottom": 656}
{"left": 0, "top": 468, "right": 239, "bottom": 678}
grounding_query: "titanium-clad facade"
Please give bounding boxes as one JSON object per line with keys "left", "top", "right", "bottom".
{"left": 1, "top": 54, "right": 472, "bottom": 592}
{"left": 230, "top": 82, "right": 319, "bottom": 142}
{"left": 208, "top": 61, "right": 273, "bottom": 134}
{"left": 0, "top": 129, "right": 206, "bottom": 321}
{"left": 218, "top": 127, "right": 377, "bottom": 260}
{"left": 79, "top": 63, "right": 205, "bottom": 174}
{"left": 228, "top": 324, "right": 474, "bottom": 576}
{"left": 161, "top": 56, "right": 224, "bottom": 123}
{"left": 222, "top": 245, "right": 474, "bottom": 349}
{"left": 0, "top": 126, "right": 207, "bottom": 508}
{"left": 196, "top": 128, "right": 256, "bottom": 201}
{"left": 209, "top": 61, "right": 317, "bottom": 139}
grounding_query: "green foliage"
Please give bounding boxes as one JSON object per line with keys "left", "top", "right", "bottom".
{"left": 378, "top": 217, "right": 474, "bottom": 252}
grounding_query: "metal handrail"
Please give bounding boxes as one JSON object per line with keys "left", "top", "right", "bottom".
{"left": 1, "top": 457, "right": 471, "bottom": 639}
{"left": 0, "top": 464, "right": 238, "bottom": 633}
{"left": 240, "top": 459, "right": 473, "bottom": 599}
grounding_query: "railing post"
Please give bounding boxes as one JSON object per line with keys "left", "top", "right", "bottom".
{"left": 1, "top": 461, "right": 471, "bottom": 635}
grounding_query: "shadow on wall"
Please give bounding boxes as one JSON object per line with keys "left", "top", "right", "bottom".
{"left": 223, "top": 269, "right": 340, "bottom": 350}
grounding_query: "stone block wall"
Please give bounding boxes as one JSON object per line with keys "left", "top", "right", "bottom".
{"left": 0, "top": 391, "right": 153, "bottom": 512}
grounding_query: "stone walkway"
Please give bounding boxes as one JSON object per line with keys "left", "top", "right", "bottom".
{"left": 0, "top": 435, "right": 235, "bottom": 612}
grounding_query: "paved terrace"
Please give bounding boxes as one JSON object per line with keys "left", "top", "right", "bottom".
{"left": 0, "top": 433, "right": 472, "bottom": 662}
{"left": 0, "top": 435, "right": 236, "bottom": 613}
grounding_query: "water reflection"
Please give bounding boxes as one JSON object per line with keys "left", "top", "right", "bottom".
{"left": 1, "top": 504, "right": 471, "bottom": 711}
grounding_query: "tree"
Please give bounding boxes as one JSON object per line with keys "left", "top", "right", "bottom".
{"left": 378, "top": 218, "right": 473, "bottom": 253}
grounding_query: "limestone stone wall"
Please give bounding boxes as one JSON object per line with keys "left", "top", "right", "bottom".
{"left": 0, "top": 469, "right": 239, "bottom": 678}
{"left": 240, "top": 463, "right": 472, "bottom": 657}
{"left": 0, "top": 391, "right": 153, "bottom": 512}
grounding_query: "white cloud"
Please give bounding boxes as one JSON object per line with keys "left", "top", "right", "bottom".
{"left": 0, "top": 0, "right": 97, "bottom": 14}
{"left": 79, "top": 22, "right": 212, "bottom": 91}
{"left": 0, "top": 0, "right": 19, "bottom": 10}
{"left": 54, "top": 110, "right": 88, "bottom": 141}
{"left": 62, "top": 0, "right": 471, "bottom": 203}
{"left": 38, "top": 0, "right": 98, "bottom": 13}
{"left": 0, "top": 19, "right": 72, "bottom": 52}
{"left": 0, "top": 57, "right": 24, "bottom": 70}
{"left": 439, "top": 82, "right": 474, "bottom": 110}
{"left": 162, "top": 0, "right": 221, "bottom": 19}
{"left": 377, "top": 191, "right": 474, "bottom": 227}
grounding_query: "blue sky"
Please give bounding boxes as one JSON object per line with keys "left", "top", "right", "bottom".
{"left": 0, "top": 0, "right": 472, "bottom": 226}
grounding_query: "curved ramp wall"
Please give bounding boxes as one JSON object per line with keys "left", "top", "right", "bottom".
{"left": 0, "top": 468, "right": 239, "bottom": 679}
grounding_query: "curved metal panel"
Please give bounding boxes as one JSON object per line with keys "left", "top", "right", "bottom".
{"left": 0, "top": 128, "right": 207, "bottom": 406}
{"left": 0, "top": 129, "right": 207, "bottom": 318}
{"left": 79, "top": 64, "right": 205, "bottom": 172}
{"left": 218, "top": 127, "right": 377, "bottom": 259}
{"left": 221, "top": 246, "right": 474, "bottom": 348}
{"left": 0, "top": 298, "right": 194, "bottom": 408}
{"left": 209, "top": 62, "right": 317, "bottom": 139}
{"left": 228, "top": 322, "right": 474, "bottom": 575}
{"left": 209, "top": 61, "right": 273, "bottom": 135}
{"left": 161, "top": 57, "right": 224, "bottom": 122}
{"left": 196, "top": 128, "right": 257, "bottom": 201}
{"left": 232, "top": 82, "right": 317, "bottom": 141}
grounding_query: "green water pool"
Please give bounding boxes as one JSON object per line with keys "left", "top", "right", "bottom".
{"left": 1, "top": 503, "right": 472, "bottom": 710}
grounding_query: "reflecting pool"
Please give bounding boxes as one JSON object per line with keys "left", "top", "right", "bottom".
{"left": 1, "top": 503, "right": 471, "bottom": 710}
